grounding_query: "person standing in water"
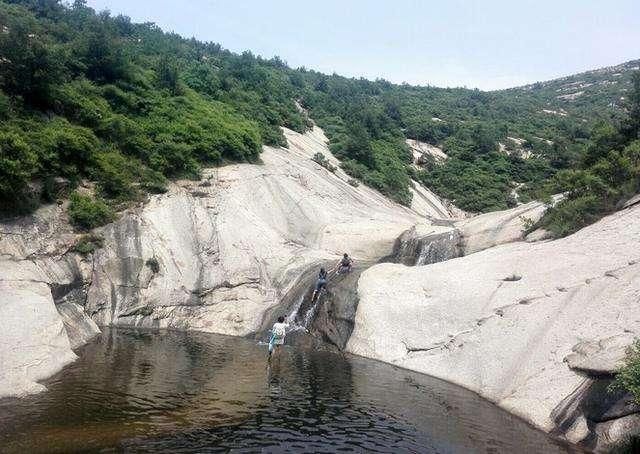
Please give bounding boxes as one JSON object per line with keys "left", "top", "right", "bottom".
{"left": 311, "top": 267, "right": 328, "bottom": 302}
{"left": 268, "top": 315, "right": 290, "bottom": 362}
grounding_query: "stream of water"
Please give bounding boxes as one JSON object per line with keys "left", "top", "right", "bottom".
{"left": 0, "top": 328, "right": 581, "bottom": 453}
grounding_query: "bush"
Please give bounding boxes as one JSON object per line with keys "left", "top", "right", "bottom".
{"left": 539, "top": 195, "right": 603, "bottom": 237}
{"left": 311, "top": 152, "right": 337, "bottom": 172}
{"left": 51, "top": 80, "right": 111, "bottom": 127}
{"left": 610, "top": 339, "right": 640, "bottom": 438}
{"left": 72, "top": 233, "right": 104, "bottom": 255}
{"left": 34, "top": 120, "right": 100, "bottom": 180}
{"left": 0, "top": 131, "right": 38, "bottom": 214}
{"left": 145, "top": 257, "right": 160, "bottom": 273}
{"left": 90, "top": 151, "right": 137, "bottom": 200}
{"left": 68, "top": 192, "right": 115, "bottom": 230}
{"left": 140, "top": 169, "right": 168, "bottom": 194}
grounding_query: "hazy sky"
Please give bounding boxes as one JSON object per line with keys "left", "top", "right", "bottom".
{"left": 85, "top": 0, "right": 640, "bottom": 90}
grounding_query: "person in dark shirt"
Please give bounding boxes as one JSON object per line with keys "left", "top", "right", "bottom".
{"left": 336, "top": 253, "right": 353, "bottom": 274}
{"left": 311, "top": 267, "right": 328, "bottom": 302}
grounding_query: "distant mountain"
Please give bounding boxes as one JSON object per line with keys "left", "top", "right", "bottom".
{"left": 505, "top": 59, "right": 639, "bottom": 121}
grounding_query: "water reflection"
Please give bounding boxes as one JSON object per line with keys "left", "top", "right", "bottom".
{"left": 0, "top": 329, "right": 580, "bottom": 453}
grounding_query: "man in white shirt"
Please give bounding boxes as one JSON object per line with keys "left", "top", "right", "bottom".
{"left": 268, "top": 315, "right": 290, "bottom": 362}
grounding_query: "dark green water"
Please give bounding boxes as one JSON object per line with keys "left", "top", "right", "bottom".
{"left": 0, "top": 329, "right": 580, "bottom": 453}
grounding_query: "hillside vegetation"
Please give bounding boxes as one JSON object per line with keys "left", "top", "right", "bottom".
{"left": 0, "top": 0, "right": 638, "bottom": 233}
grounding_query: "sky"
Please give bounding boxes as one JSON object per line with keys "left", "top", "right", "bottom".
{"left": 84, "top": 0, "right": 640, "bottom": 90}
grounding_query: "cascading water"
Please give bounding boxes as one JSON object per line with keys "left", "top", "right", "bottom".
{"left": 394, "top": 226, "right": 462, "bottom": 266}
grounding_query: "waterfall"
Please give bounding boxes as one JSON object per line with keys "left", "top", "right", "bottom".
{"left": 394, "top": 226, "right": 462, "bottom": 266}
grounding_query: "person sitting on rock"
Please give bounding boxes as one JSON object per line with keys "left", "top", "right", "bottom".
{"left": 311, "top": 267, "right": 328, "bottom": 302}
{"left": 336, "top": 253, "right": 353, "bottom": 274}
{"left": 268, "top": 315, "right": 290, "bottom": 362}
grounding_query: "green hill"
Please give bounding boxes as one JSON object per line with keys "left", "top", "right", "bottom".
{"left": 0, "top": 0, "right": 638, "bottom": 231}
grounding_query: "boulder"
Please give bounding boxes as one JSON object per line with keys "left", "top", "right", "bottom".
{"left": 593, "top": 414, "right": 640, "bottom": 453}
{"left": 392, "top": 224, "right": 461, "bottom": 266}
{"left": 565, "top": 334, "right": 634, "bottom": 376}
{"left": 0, "top": 281, "right": 77, "bottom": 398}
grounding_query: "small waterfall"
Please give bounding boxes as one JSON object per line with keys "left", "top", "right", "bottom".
{"left": 394, "top": 226, "right": 462, "bottom": 266}
{"left": 286, "top": 294, "right": 309, "bottom": 333}
{"left": 296, "top": 269, "right": 337, "bottom": 330}
{"left": 302, "top": 296, "right": 321, "bottom": 328}
{"left": 285, "top": 291, "right": 322, "bottom": 333}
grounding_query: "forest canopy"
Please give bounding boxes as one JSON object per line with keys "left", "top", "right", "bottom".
{"left": 0, "top": 0, "right": 637, "bottom": 233}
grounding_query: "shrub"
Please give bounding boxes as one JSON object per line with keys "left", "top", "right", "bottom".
{"left": 68, "top": 192, "right": 115, "bottom": 230}
{"left": 90, "top": 152, "right": 135, "bottom": 200}
{"left": 34, "top": 120, "right": 100, "bottom": 179}
{"left": 72, "top": 233, "right": 104, "bottom": 255}
{"left": 312, "top": 152, "right": 337, "bottom": 172}
{"left": 145, "top": 257, "right": 160, "bottom": 273}
{"left": 0, "top": 131, "right": 38, "bottom": 215}
{"left": 140, "top": 169, "right": 168, "bottom": 194}
{"left": 611, "top": 340, "right": 640, "bottom": 402}
{"left": 51, "top": 80, "right": 111, "bottom": 127}
{"left": 539, "top": 195, "right": 603, "bottom": 237}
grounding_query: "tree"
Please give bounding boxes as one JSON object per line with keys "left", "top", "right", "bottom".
{"left": 0, "top": 3, "right": 66, "bottom": 106}
{"left": 0, "top": 132, "right": 37, "bottom": 213}
{"left": 74, "top": 20, "right": 130, "bottom": 82}
{"left": 157, "top": 56, "right": 181, "bottom": 94}
{"left": 623, "top": 71, "right": 640, "bottom": 141}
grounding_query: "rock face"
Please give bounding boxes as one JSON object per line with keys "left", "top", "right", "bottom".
{"left": 0, "top": 205, "right": 96, "bottom": 398}
{"left": 393, "top": 224, "right": 461, "bottom": 266}
{"left": 455, "top": 199, "right": 552, "bottom": 254}
{"left": 406, "top": 139, "right": 448, "bottom": 163}
{"left": 84, "top": 126, "right": 426, "bottom": 336}
{"left": 57, "top": 302, "right": 101, "bottom": 350}
{"left": 4, "top": 121, "right": 632, "bottom": 450}
{"left": 0, "top": 281, "right": 77, "bottom": 398}
{"left": 0, "top": 125, "right": 430, "bottom": 396}
{"left": 409, "top": 179, "right": 460, "bottom": 221}
{"left": 347, "top": 203, "right": 640, "bottom": 449}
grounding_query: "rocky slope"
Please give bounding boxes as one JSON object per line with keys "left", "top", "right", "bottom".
{"left": 0, "top": 126, "right": 448, "bottom": 398}
{"left": 3, "top": 121, "right": 623, "bottom": 449}
{"left": 347, "top": 202, "right": 640, "bottom": 451}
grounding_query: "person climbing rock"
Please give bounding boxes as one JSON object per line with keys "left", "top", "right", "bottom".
{"left": 336, "top": 253, "right": 353, "bottom": 274}
{"left": 311, "top": 267, "right": 329, "bottom": 302}
{"left": 268, "top": 315, "right": 290, "bottom": 362}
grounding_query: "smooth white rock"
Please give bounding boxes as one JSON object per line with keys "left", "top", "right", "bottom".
{"left": 57, "top": 302, "right": 101, "bottom": 350}
{"left": 347, "top": 204, "right": 640, "bottom": 433}
{"left": 456, "top": 200, "right": 551, "bottom": 254}
{"left": 0, "top": 281, "right": 77, "bottom": 398}
{"left": 85, "top": 126, "right": 425, "bottom": 335}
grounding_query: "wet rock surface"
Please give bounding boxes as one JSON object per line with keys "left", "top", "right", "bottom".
{"left": 393, "top": 224, "right": 462, "bottom": 266}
